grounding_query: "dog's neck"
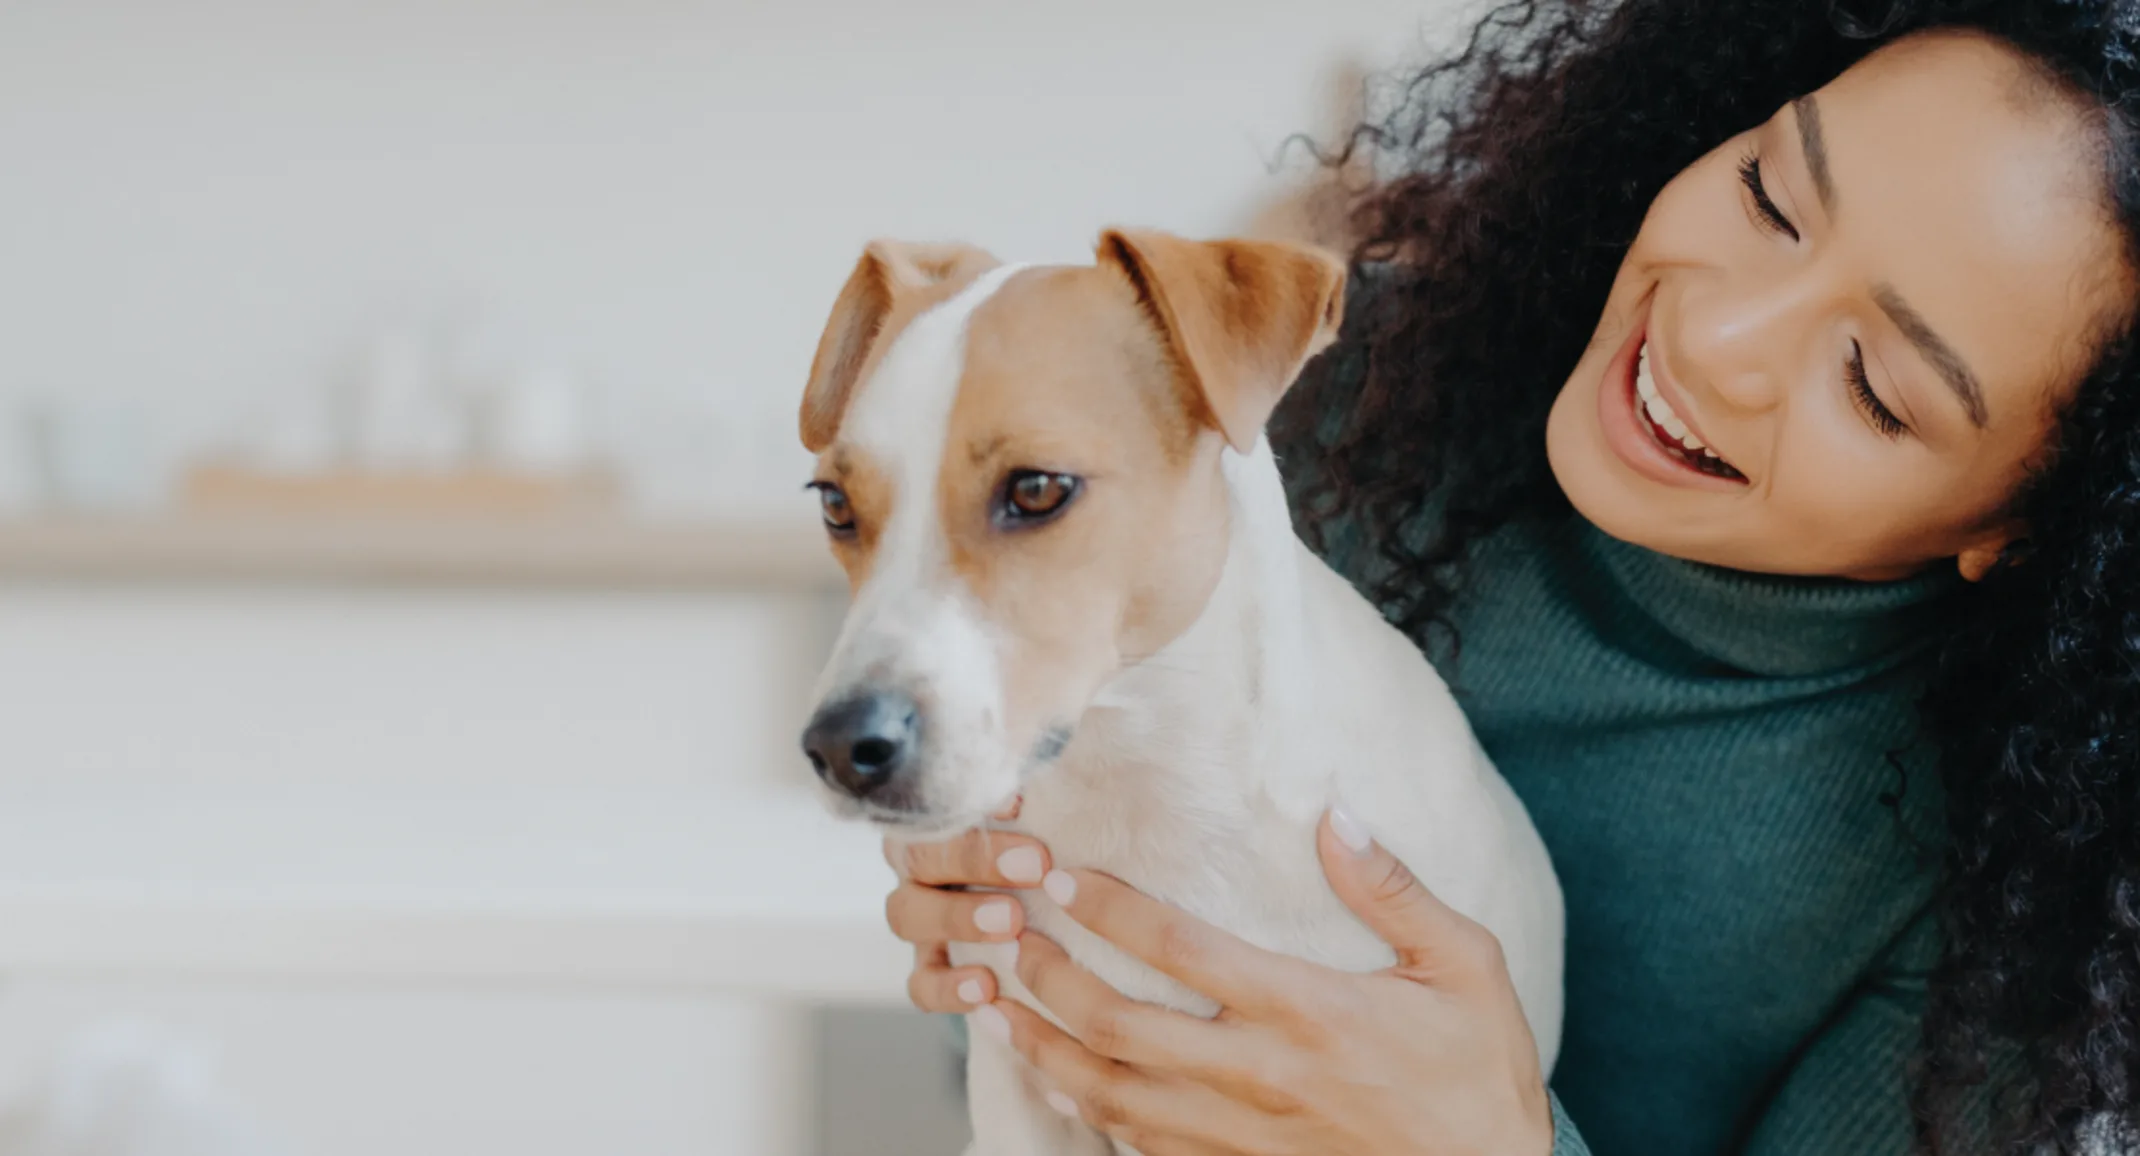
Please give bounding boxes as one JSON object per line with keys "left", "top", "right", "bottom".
{"left": 1060, "top": 436, "right": 1328, "bottom": 825}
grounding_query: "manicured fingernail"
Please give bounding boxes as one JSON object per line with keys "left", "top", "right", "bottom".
{"left": 997, "top": 845, "right": 1044, "bottom": 885}
{"left": 1042, "top": 870, "right": 1077, "bottom": 906}
{"left": 956, "top": 978, "right": 985, "bottom": 1005}
{"left": 971, "top": 1004, "right": 1011, "bottom": 1044}
{"left": 973, "top": 899, "right": 1015, "bottom": 935}
{"left": 1329, "top": 805, "right": 1373, "bottom": 854}
{"left": 1045, "top": 1090, "right": 1079, "bottom": 1118}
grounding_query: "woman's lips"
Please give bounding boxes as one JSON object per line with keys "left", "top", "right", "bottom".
{"left": 1595, "top": 315, "right": 1749, "bottom": 491}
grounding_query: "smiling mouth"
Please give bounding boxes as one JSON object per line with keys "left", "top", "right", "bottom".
{"left": 1634, "top": 340, "right": 1746, "bottom": 482}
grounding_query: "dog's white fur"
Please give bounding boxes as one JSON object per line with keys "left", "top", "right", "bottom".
{"left": 808, "top": 256, "right": 1564, "bottom": 1156}
{"left": 810, "top": 267, "right": 1033, "bottom": 825}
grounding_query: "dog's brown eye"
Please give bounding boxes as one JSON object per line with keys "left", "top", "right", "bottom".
{"left": 810, "top": 482, "right": 855, "bottom": 535}
{"left": 1001, "top": 470, "right": 1081, "bottom": 524}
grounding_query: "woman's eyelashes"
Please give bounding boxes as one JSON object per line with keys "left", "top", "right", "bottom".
{"left": 1737, "top": 150, "right": 1800, "bottom": 242}
{"left": 1847, "top": 340, "right": 1909, "bottom": 440}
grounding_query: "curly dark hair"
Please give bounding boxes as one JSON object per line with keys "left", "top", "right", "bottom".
{"left": 1269, "top": 0, "right": 2140, "bottom": 1151}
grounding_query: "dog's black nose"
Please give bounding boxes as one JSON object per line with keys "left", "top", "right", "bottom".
{"left": 802, "top": 691, "right": 920, "bottom": 799}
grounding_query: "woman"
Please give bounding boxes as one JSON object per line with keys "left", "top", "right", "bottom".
{"left": 879, "top": 1, "right": 2140, "bottom": 1152}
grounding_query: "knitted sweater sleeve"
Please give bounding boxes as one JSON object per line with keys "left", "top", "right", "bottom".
{"left": 1546, "top": 971, "right": 1921, "bottom": 1156}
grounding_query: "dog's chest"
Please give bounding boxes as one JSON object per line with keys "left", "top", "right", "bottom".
{"left": 953, "top": 750, "right": 1394, "bottom": 1020}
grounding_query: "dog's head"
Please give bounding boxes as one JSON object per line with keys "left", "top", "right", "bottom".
{"left": 795, "top": 229, "right": 1344, "bottom": 831}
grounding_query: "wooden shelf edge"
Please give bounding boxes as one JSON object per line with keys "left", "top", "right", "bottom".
{"left": 0, "top": 515, "right": 846, "bottom": 591}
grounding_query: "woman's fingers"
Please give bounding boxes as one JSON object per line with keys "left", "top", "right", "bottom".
{"left": 886, "top": 827, "right": 1050, "bottom": 888}
{"left": 885, "top": 880, "right": 1027, "bottom": 945}
{"left": 986, "top": 1000, "right": 1276, "bottom": 1155}
{"left": 1318, "top": 808, "right": 1499, "bottom": 979}
{"left": 1012, "top": 933, "right": 1238, "bottom": 1074}
{"left": 906, "top": 942, "right": 998, "bottom": 1014}
{"left": 1044, "top": 869, "right": 1321, "bottom": 1021}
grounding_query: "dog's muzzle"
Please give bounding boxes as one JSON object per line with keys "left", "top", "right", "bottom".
{"left": 801, "top": 690, "right": 922, "bottom": 801}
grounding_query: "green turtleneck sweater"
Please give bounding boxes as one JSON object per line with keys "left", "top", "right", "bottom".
{"left": 1409, "top": 510, "right": 1960, "bottom": 1155}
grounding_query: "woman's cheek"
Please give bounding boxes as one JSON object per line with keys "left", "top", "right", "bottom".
{"left": 1776, "top": 464, "right": 1943, "bottom": 576}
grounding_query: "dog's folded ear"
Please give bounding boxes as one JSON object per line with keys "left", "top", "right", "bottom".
{"left": 801, "top": 240, "right": 1000, "bottom": 452}
{"left": 1096, "top": 229, "right": 1346, "bottom": 454}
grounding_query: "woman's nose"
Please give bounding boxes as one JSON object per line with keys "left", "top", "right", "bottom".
{"left": 1673, "top": 273, "right": 1822, "bottom": 414}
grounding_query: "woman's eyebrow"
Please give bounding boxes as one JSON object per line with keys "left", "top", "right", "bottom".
{"left": 1874, "top": 283, "right": 1990, "bottom": 428}
{"left": 1791, "top": 95, "right": 1836, "bottom": 211}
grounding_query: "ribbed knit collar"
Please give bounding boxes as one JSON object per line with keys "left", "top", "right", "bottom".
{"left": 1568, "top": 516, "right": 1965, "bottom": 681}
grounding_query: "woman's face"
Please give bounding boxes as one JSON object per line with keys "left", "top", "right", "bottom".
{"left": 1546, "top": 31, "right": 2134, "bottom": 581}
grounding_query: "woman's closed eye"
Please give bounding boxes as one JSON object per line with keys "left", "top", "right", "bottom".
{"left": 1737, "top": 149, "right": 1799, "bottom": 242}
{"left": 1847, "top": 340, "right": 1909, "bottom": 440}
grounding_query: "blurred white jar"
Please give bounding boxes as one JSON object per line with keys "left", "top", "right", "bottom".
{"left": 19, "top": 400, "right": 161, "bottom": 514}
{"left": 345, "top": 330, "right": 465, "bottom": 471}
{"left": 480, "top": 366, "right": 591, "bottom": 475}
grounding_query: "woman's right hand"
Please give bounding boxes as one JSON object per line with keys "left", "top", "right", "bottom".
{"left": 884, "top": 809, "right": 1052, "bottom": 1014}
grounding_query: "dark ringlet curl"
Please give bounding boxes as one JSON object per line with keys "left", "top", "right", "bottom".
{"left": 1269, "top": 1, "right": 2140, "bottom": 1151}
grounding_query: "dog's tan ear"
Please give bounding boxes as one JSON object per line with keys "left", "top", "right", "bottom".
{"left": 1096, "top": 228, "right": 1345, "bottom": 453}
{"left": 800, "top": 240, "right": 999, "bottom": 452}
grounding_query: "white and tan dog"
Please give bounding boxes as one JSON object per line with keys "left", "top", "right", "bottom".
{"left": 796, "top": 229, "right": 1563, "bottom": 1155}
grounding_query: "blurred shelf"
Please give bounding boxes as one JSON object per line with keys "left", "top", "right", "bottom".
{"left": 0, "top": 782, "right": 907, "bottom": 1003}
{"left": 0, "top": 515, "right": 844, "bottom": 590}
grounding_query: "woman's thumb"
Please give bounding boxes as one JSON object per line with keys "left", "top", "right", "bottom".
{"left": 1320, "top": 805, "right": 1477, "bottom": 972}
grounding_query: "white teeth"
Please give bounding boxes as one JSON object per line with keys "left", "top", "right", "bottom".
{"left": 1634, "top": 341, "right": 1708, "bottom": 453}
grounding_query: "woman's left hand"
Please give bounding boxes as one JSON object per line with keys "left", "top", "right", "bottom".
{"left": 976, "top": 809, "right": 1553, "bottom": 1156}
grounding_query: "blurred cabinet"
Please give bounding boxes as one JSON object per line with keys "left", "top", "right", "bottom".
{"left": 0, "top": 524, "right": 918, "bottom": 1155}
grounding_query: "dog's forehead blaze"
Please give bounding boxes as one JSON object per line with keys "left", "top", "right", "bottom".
{"left": 818, "top": 256, "right": 1000, "bottom": 459}
{"left": 813, "top": 260, "right": 1014, "bottom": 587}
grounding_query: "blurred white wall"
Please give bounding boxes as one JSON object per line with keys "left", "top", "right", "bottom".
{"left": 0, "top": 0, "right": 1455, "bottom": 514}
